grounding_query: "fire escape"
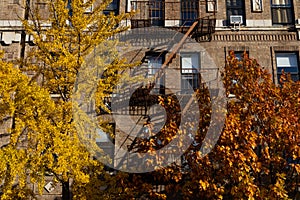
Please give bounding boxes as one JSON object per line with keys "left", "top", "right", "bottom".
{"left": 100, "top": 0, "right": 218, "bottom": 171}
{"left": 129, "top": 0, "right": 216, "bottom": 41}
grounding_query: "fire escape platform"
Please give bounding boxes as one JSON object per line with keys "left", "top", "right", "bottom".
{"left": 127, "top": 0, "right": 217, "bottom": 42}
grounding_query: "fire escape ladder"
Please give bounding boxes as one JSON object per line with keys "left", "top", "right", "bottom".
{"left": 114, "top": 115, "right": 145, "bottom": 169}
{"left": 151, "top": 20, "right": 198, "bottom": 87}
{"left": 128, "top": 20, "right": 198, "bottom": 115}
{"left": 125, "top": 19, "right": 220, "bottom": 156}
{"left": 118, "top": 22, "right": 198, "bottom": 157}
{"left": 114, "top": 22, "right": 197, "bottom": 156}
{"left": 113, "top": 0, "right": 218, "bottom": 168}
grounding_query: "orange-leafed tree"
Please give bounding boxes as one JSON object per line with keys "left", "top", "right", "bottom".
{"left": 177, "top": 51, "right": 299, "bottom": 199}
{"left": 114, "top": 51, "right": 299, "bottom": 199}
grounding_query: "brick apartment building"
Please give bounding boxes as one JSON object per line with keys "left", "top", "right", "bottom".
{"left": 108, "top": 0, "right": 300, "bottom": 168}
{"left": 0, "top": 0, "right": 300, "bottom": 199}
{"left": 117, "top": 0, "right": 300, "bottom": 82}
{"left": 1, "top": 0, "right": 299, "bottom": 82}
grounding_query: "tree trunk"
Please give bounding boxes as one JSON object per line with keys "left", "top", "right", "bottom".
{"left": 62, "top": 179, "right": 70, "bottom": 200}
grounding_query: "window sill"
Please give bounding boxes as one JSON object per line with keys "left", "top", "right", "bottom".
{"left": 215, "top": 26, "right": 294, "bottom": 31}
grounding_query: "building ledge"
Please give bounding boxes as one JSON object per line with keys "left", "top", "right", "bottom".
{"left": 215, "top": 26, "right": 294, "bottom": 31}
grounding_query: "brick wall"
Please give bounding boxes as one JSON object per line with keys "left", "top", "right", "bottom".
{"left": 0, "top": 0, "right": 23, "bottom": 20}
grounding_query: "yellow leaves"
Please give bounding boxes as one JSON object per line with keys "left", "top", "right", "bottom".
{"left": 196, "top": 150, "right": 202, "bottom": 159}
{"left": 0, "top": 146, "right": 29, "bottom": 196}
{"left": 227, "top": 158, "right": 233, "bottom": 167}
{"left": 0, "top": 54, "right": 100, "bottom": 197}
{"left": 270, "top": 173, "right": 289, "bottom": 199}
{"left": 294, "top": 164, "right": 300, "bottom": 174}
{"left": 199, "top": 180, "right": 209, "bottom": 190}
{"left": 158, "top": 95, "right": 165, "bottom": 106}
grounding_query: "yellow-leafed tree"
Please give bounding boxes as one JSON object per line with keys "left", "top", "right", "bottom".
{"left": 0, "top": 0, "right": 133, "bottom": 199}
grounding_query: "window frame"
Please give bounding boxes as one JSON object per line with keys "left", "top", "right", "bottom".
{"left": 180, "top": 52, "right": 200, "bottom": 91}
{"left": 103, "top": 0, "right": 119, "bottom": 15}
{"left": 275, "top": 52, "right": 300, "bottom": 82}
{"left": 271, "top": 0, "right": 294, "bottom": 25}
{"left": 149, "top": 0, "right": 164, "bottom": 26}
{"left": 181, "top": 0, "right": 199, "bottom": 26}
{"left": 226, "top": 0, "right": 246, "bottom": 25}
{"left": 145, "top": 52, "right": 166, "bottom": 94}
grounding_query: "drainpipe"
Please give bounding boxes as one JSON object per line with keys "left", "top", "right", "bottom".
{"left": 20, "top": 0, "right": 30, "bottom": 68}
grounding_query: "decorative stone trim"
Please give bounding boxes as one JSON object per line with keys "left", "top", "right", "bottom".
{"left": 165, "top": 20, "right": 180, "bottom": 27}
{"left": 212, "top": 33, "right": 297, "bottom": 42}
{"left": 0, "top": 20, "right": 22, "bottom": 27}
{"left": 246, "top": 20, "right": 272, "bottom": 27}
{"left": 272, "top": 46, "right": 299, "bottom": 51}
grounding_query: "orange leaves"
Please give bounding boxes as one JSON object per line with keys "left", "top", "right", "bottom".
{"left": 69, "top": 51, "right": 300, "bottom": 199}
{"left": 252, "top": 161, "right": 262, "bottom": 173}
{"left": 216, "top": 50, "right": 300, "bottom": 199}
{"left": 294, "top": 164, "right": 300, "bottom": 174}
{"left": 199, "top": 180, "right": 209, "bottom": 190}
{"left": 269, "top": 173, "right": 289, "bottom": 199}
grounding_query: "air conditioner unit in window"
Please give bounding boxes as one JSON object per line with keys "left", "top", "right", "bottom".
{"left": 230, "top": 15, "right": 243, "bottom": 30}
{"left": 230, "top": 15, "right": 243, "bottom": 24}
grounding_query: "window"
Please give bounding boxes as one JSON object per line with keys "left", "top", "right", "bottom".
{"left": 180, "top": 53, "right": 200, "bottom": 91}
{"left": 104, "top": 0, "right": 119, "bottom": 15}
{"left": 129, "top": 0, "right": 164, "bottom": 28}
{"left": 127, "top": 0, "right": 135, "bottom": 12}
{"left": 181, "top": 0, "right": 199, "bottom": 26}
{"left": 234, "top": 51, "right": 248, "bottom": 61}
{"left": 146, "top": 53, "right": 165, "bottom": 94}
{"left": 227, "top": 50, "right": 249, "bottom": 97}
{"left": 276, "top": 52, "right": 299, "bottom": 82}
{"left": 271, "top": 0, "right": 293, "bottom": 25}
{"left": 149, "top": 0, "right": 164, "bottom": 26}
{"left": 67, "top": 0, "right": 72, "bottom": 17}
{"left": 226, "top": 0, "right": 245, "bottom": 25}
{"left": 148, "top": 56, "right": 163, "bottom": 77}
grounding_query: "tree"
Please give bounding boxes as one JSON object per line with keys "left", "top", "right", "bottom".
{"left": 112, "top": 51, "right": 299, "bottom": 199}
{"left": 0, "top": 55, "right": 112, "bottom": 199}
{"left": 0, "top": 0, "right": 133, "bottom": 199}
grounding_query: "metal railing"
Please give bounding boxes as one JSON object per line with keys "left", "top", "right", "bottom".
{"left": 128, "top": 0, "right": 217, "bottom": 41}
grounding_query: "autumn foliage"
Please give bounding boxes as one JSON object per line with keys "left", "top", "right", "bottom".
{"left": 114, "top": 51, "right": 299, "bottom": 199}
{"left": 0, "top": 0, "right": 299, "bottom": 198}
{"left": 0, "top": 0, "right": 132, "bottom": 199}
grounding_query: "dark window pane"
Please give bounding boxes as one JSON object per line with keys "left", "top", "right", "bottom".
{"left": 104, "top": 0, "right": 119, "bottom": 15}
{"left": 226, "top": 0, "right": 245, "bottom": 25}
{"left": 271, "top": 0, "right": 293, "bottom": 24}
{"left": 181, "top": 74, "right": 199, "bottom": 90}
{"left": 227, "top": 0, "right": 243, "bottom": 7}
{"left": 150, "top": 0, "right": 164, "bottom": 26}
{"left": 181, "top": 0, "right": 198, "bottom": 26}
